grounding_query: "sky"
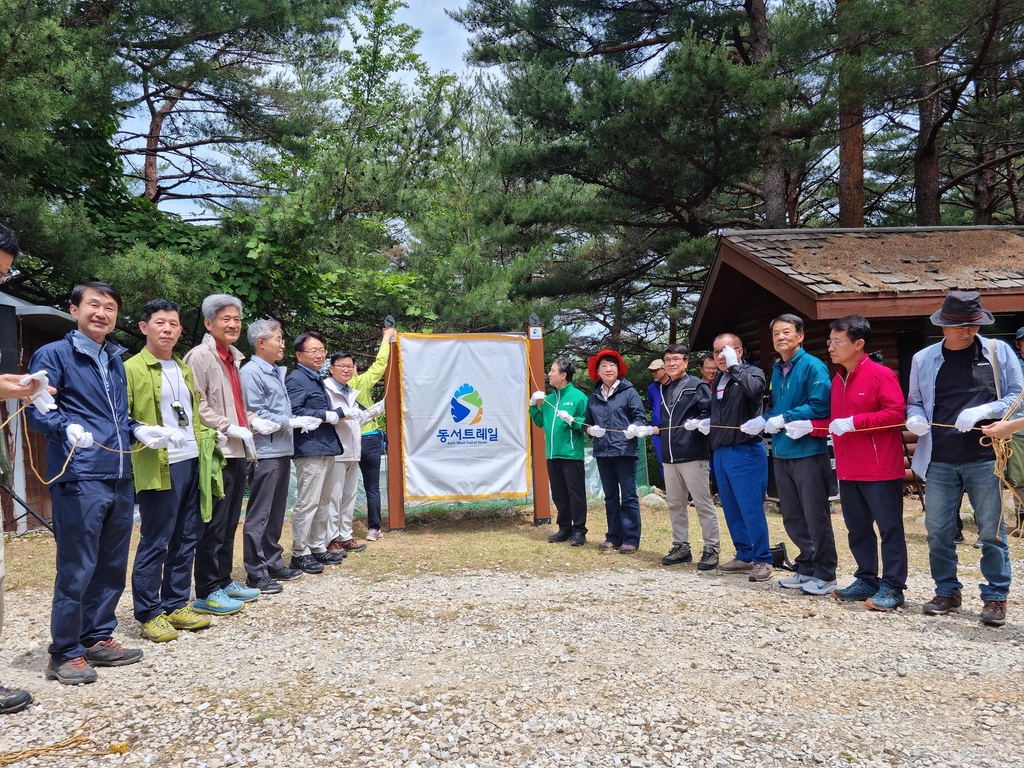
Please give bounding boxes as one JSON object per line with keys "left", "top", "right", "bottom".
{"left": 395, "top": 2, "right": 473, "bottom": 75}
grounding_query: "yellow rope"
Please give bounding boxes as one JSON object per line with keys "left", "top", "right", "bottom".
{"left": 0, "top": 714, "right": 128, "bottom": 765}
{"left": 0, "top": 402, "right": 26, "bottom": 431}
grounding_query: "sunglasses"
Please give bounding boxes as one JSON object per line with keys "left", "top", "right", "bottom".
{"left": 171, "top": 400, "right": 189, "bottom": 427}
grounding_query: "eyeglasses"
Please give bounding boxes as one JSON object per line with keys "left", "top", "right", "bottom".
{"left": 331, "top": 364, "right": 355, "bottom": 370}
{"left": 825, "top": 339, "right": 848, "bottom": 348}
{"left": 297, "top": 347, "right": 326, "bottom": 356}
{"left": 171, "top": 400, "right": 189, "bottom": 427}
{"left": 0, "top": 267, "right": 19, "bottom": 285}
{"left": 663, "top": 356, "right": 687, "bottom": 364}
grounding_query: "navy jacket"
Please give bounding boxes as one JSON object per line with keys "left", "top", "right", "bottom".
{"left": 658, "top": 374, "right": 711, "bottom": 463}
{"left": 709, "top": 361, "right": 766, "bottom": 450}
{"left": 584, "top": 378, "right": 647, "bottom": 459}
{"left": 286, "top": 365, "right": 342, "bottom": 458}
{"left": 27, "top": 332, "right": 135, "bottom": 482}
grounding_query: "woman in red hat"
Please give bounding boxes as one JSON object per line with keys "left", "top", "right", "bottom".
{"left": 584, "top": 349, "right": 649, "bottom": 553}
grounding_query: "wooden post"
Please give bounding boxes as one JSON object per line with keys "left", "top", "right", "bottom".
{"left": 384, "top": 335, "right": 405, "bottom": 531}
{"left": 528, "top": 322, "right": 551, "bottom": 525}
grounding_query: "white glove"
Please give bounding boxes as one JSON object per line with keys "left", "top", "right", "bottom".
{"left": 829, "top": 417, "right": 855, "bottom": 436}
{"left": 21, "top": 371, "right": 56, "bottom": 414}
{"left": 721, "top": 345, "right": 738, "bottom": 368}
{"left": 587, "top": 425, "right": 606, "bottom": 438}
{"left": 740, "top": 416, "right": 766, "bottom": 435}
{"left": 290, "top": 416, "right": 322, "bottom": 433}
{"left": 635, "top": 425, "right": 655, "bottom": 437}
{"left": 216, "top": 432, "right": 228, "bottom": 449}
{"left": 324, "top": 410, "right": 340, "bottom": 425}
{"left": 66, "top": 424, "right": 94, "bottom": 449}
{"left": 683, "top": 418, "right": 701, "bottom": 431}
{"left": 764, "top": 415, "right": 786, "bottom": 434}
{"left": 694, "top": 419, "right": 711, "bottom": 435}
{"left": 624, "top": 424, "right": 639, "bottom": 440}
{"left": 250, "top": 417, "right": 281, "bottom": 435}
{"left": 135, "top": 425, "right": 172, "bottom": 449}
{"left": 530, "top": 390, "right": 546, "bottom": 406}
{"left": 955, "top": 404, "right": 996, "bottom": 433}
{"left": 556, "top": 409, "right": 574, "bottom": 425}
{"left": 357, "top": 401, "right": 385, "bottom": 426}
{"left": 784, "top": 420, "right": 813, "bottom": 439}
{"left": 905, "top": 415, "right": 930, "bottom": 436}
{"left": 167, "top": 428, "right": 190, "bottom": 449}
{"left": 225, "top": 425, "right": 253, "bottom": 441}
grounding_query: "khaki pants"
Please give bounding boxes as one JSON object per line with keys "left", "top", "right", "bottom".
{"left": 291, "top": 456, "right": 335, "bottom": 556}
{"left": 664, "top": 460, "right": 720, "bottom": 551}
{"left": 327, "top": 460, "right": 361, "bottom": 544}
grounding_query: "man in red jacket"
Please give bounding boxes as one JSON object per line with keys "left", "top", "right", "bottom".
{"left": 786, "top": 315, "right": 908, "bottom": 610}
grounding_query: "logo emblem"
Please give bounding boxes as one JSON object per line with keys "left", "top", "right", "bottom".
{"left": 450, "top": 383, "right": 483, "bottom": 425}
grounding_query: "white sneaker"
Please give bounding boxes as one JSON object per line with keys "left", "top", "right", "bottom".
{"left": 366, "top": 529, "right": 384, "bottom": 542}
{"left": 778, "top": 573, "right": 813, "bottom": 589}
{"left": 800, "top": 578, "right": 838, "bottom": 596}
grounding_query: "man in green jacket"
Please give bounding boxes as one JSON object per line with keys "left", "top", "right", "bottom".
{"left": 530, "top": 357, "right": 589, "bottom": 546}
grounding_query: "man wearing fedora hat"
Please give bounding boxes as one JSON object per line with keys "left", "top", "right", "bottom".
{"left": 906, "top": 290, "right": 1023, "bottom": 626}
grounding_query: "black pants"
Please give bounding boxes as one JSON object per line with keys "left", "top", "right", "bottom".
{"left": 838, "top": 478, "right": 907, "bottom": 591}
{"left": 547, "top": 458, "right": 587, "bottom": 534}
{"left": 243, "top": 456, "right": 291, "bottom": 579}
{"left": 194, "top": 457, "right": 246, "bottom": 598}
{"left": 359, "top": 433, "right": 383, "bottom": 530}
{"left": 774, "top": 454, "right": 837, "bottom": 582}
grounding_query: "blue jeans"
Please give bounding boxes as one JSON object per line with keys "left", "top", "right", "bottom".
{"left": 924, "top": 460, "right": 1010, "bottom": 601}
{"left": 596, "top": 456, "right": 640, "bottom": 547}
{"left": 714, "top": 442, "right": 771, "bottom": 563}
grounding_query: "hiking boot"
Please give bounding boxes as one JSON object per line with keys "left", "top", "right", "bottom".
{"left": 224, "top": 580, "right": 260, "bottom": 602}
{"left": 166, "top": 605, "right": 211, "bottom": 631}
{"left": 84, "top": 639, "right": 143, "bottom": 667}
{"left": 717, "top": 558, "right": 753, "bottom": 574}
{"left": 246, "top": 576, "right": 283, "bottom": 595}
{"left": 865, "top": 587, "right": 905, "bottom": 612}
{"left": 599, "top": 541, "right": 619, "bottom": 551}
{"left": 289, "top": 555, "right": 324, "bottom": 575}
{"left": 45, "top": 656, "right": 97, "bottom": 686}
{"left": 548, "top": 529, "right": 572, "bottom": 543}
{"left": 366, "top": 528, "right": 384, "bottom": 542}
{"left": 778, "top": 573, "right": 813, "bottom": 590}
{"left": 0, "top": 684, "right": 32, "bottom": 714}
{"left": 569, "top": 532, "right": 587, "bottom": 547}
{"left": 661, "top": 543, "right": 692, "bottom": 566}
{"left": 953, "top": 531, "right": 965, "bottom": 544}
{"left": 980, "top": 600, "right": 1007, "bottom": 627}
{"left": 618, "top": 544, "right": 638, "bottom": 554}
{"left": 313, "top": 550, "right": 345, "bottom": 565}
{"left": 139, "top": 614, "right": 178, "bottom": 643}
{"left": 696, "top": 547, "right": 719, "bottom": 571}
{"left": 800, "top": 578, "right": 838, "bottom": 596}
{"left": 922, "top": 592, "right": 962, "bottom": 616}
{"left": 341, "top": 538, "right": 367, "bottom": 552}
{"left": 327, "top": 536, "right": 344, "bottom": 553}
{"left": 833, "top": 578, "right": 878, "bottom": 602}
{"left": 193, "top": 588, "right": 245, "bottom": 616}
{"left": 748, "top": 562, "right": 774, "bottom": 582}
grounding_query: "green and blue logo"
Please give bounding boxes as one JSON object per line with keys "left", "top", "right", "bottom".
{"left": 450, "top": 383, "right": 483, "bottom": 425}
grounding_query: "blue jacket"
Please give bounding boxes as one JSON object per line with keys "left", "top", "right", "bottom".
{"left": 240, "top": 357, "right": 295, "bottom": 459}
{"left": 646, "top": 381, "right": 663, "bottom": 428}
{"left": 765, "top": 347, "right": 831, "bottom": 459}
{"left": 286, "top": 364, "right": 342, "bottom": 459}
{"left": 584, "top": 378, "right": 647, "bottom": 459}
{"left": 27, "top": 332, "right": 136, "bottom": 482}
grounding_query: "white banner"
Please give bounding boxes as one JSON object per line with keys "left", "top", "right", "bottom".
{"left": 398, "top": 333, "right": 531, "bottom": 500}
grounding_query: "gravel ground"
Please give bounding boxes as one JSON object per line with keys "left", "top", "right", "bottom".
{"left": 2, "top": 526, "right": 1024, "bottom": 767}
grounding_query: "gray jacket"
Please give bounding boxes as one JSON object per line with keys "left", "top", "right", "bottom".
{"left": 240, "top": 356, "right": 295, "bottom": 459}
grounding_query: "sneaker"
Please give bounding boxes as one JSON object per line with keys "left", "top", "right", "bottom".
{"left": 139, "top": 614, "right": 179, "bottom": 643}
{"left": 618, "top": 544, "right": 638, "bottom": 554}
{"left": 717, "top": 558, "right": 754, "bottom": 574}
{"left": 341, "top": 539, "right": 367, "bottom": 552}
{"left": 980, "top": 600, "right": 1007, "bottom": 627}
{"left": 84, "top": 638, "right": 144, "bottom": 667}
{"left": 313, "top": 550, "right": 345, "bottom": 565}
{"left": 599, "top": 541, "right": 619, "bottom": 551}
{"left": 833, "top": 578, "right": 878, "bottom": 602}
{"left": 778, "top": 573, "right": 813, "bottom": 590}
{"left": 224, "top": 580, "right": 260, "bottom": 602}
{"left": 45, "top": 656, "right": 97, "bottom": 686}
{"left": 661, "top": 543, "right": 692, "bottom": 566}
{"left": 0, "top": 684, "right": 32, "bottom": 714}
{"left": 953, "top": 531, "right": 965, "bottom": 544}
{"left": 166, "top": 605, "right": 211, "bottom": 631}
{"left": 748, "top": 562, "right": 774, "bottom": 582}
{"left": 569, "top": 532, "right": 587, "bottom": 547}
{"left": 865, "top": 586, "right": 905, "bottom": 612}
{"left": 800, "top": 578, "right": 838, "bottom": 596}
{"left": 290, "top": 555, "right": 324, "bottom": 574}
{"left": 696, "top": 547, "right": 719, "bottom": 571}
{"left": 327, "top": 536, "right": 344, "bottom": 553}
{"left": 922, "top": 591, "right": 962, "bottom": 616}
{"left": 973, "top": 538, "right": 983, "bottom": 549}
{"left": 548, "top": 529, "right": 572, "bottom": 543}
{"left": 269, "top": 566, "right": 304, "bottom": 581}
{"left": 193, "top": 588, "right": 245, "bottom": 616}
{"left": 246, "top": 576, "right": 283, "bottom": 595}
{"left": 366, "top": 528, "right": 384, "bottom": 542}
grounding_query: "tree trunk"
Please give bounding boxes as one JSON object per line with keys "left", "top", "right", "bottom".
{"left": 837, "top": 0, "right": 864, "bottom": 228}
{"left": 912, "top": 0, "right": 941, "bottom": 225}
{"left": 746, "top": 0, "right": 787, "bottom": 228}
{"left": 972, "top": 71, "right": 997, "bottom": 224}
{"left": 143, "top": 83, "right": 191, "bottom": 203}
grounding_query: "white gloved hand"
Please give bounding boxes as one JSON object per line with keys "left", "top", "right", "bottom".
{"left": 955, "top": 404, "right": 996, "bottom": 433}
{"left": 683, "top": 418, "right": 700, "bottom": 431}
{"left": 357, "top": 401, "right": 385, "bottom": 426}
{"left": 21, "top": 371, "right": 57, "bottom": 414}
{"left": 530, "top": 390, "right": 546, "bottom": 406}
{"left": 635, "top": 425, "right": 655, "bottom": 437}
{"left": 167, "top": 428, "right": 190, "bottom": 449}
{"left": 624, "top": 423, "right": 639, "bottom": 440}
{"left": 905, "top": 415, "right": 930, "bottom": 436}
{"left": 695, "top": 418, "right": 711, "bottom": 435}
{"left": 829, "top": 417, "right": 855, "bottom": 436}
{"left": 740, "top": 416, "right": 766, "bottom": 435}
{"left": 587, "top": 425, "right": 606, "bottom": 438}
{"left": 225, "top": 425, "right": 253, "bottom": 441}
{"left": 764, "top": 415, "right": 786, "bottom": 434}
{"left": 292, "top": 416, "right": 322, "bottom": 433}
{"left": 556, "top": 409, "right": 574, "bottom": 425}
{"left": 324, "top": 409, "right": 340, "bottom": 425}
{"left": 135, "top": 424, "right": 172, "bottom": 449}
{"left": 216, "top": 432, "right": 228, "bottom": 449}
{"left": 250, "top": 417, "right": 281, "bottom": 435}
{"left": 66, "top": 424, "right": 94, "bottom": 449}
{"left": 784, "top": 419, "right": 813, "bottom": 439}
{"left": 721, "top": 345, "right": 739, "bottom": 368}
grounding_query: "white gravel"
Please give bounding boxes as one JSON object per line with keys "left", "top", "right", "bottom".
{"left": 2, "top": 541, "right": 1024, "bottom": 766}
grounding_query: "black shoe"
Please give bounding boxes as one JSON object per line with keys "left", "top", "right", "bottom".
{"left": 696, "top": 547, "right": 720, "bottom": 571}
{"left": 548, "top": 529, "right": 572, "bottom": 543}
{"left": 661, "top": 543, "right": 693, "bottom": 566}
{"left": 290, "top": 554, "right": 325, "bottom": 574}
{"left": 269, "top": 566, "right": 304, "bottom": 581}
{"left": 0, "top": 684, "right": 32, "bottom": 714}
{"left": 953, "top": 532, "right": 965, "bottom": 544}
{"left": 922, "top": 591, "right": 962, "bottom": 615}
{"left": 313, "top": 550, "right": 345, "bottom": 565}
{"left": 246, "top": 576, "right": 283, "bottom": 595}
{"left": 569, "top": 532, "right": 586, "bottom": 547}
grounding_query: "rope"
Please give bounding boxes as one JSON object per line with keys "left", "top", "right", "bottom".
{"left": 0, "top": 714, "right": 128, "bottom": 765}
{"left": 0, "top": 402, "right": 26, "bottom": 431}
{"left": 981, "top": 388, "right": 1024, "bottom": 511}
